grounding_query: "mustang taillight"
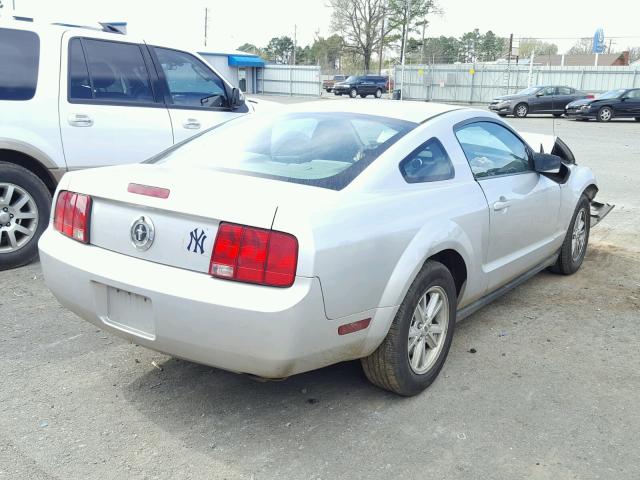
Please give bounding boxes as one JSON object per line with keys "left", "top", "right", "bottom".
{"left": 53, "top": 190, "right": 92, "bottom": 243}
{"left": 210, "top": 222, "right": 298, "bottom": 287}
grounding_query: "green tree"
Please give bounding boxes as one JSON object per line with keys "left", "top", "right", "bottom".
{"left": 479, "top": 30, "right": 506, "bottom": 61}
{"left": 386, "top": 0, "right": 439, "bottom": 63}
{"left": 264, "top": 36, "right": 295, "bottom": 64}
{"left": 421, "top": 36, "right": 461, "bottom": 63}
{"left": 237, "top": 43, "right": 263, "bottom": 56}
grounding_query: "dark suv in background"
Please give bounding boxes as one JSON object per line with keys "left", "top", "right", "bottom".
{"left": 332, "top": 75, "right": 388, "bottom": 98}
{"left": 489, "top": 85, "right": 592, "bottom": 118}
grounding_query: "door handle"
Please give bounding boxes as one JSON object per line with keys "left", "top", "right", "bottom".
{"left": 68, "top": 114, "right": 93, "bottom": 127}
{"left": 493, "top": 197, "right": 512, "bottom": 211}
{"left": 182, "top": 118, "right": 201, "bottom": 129}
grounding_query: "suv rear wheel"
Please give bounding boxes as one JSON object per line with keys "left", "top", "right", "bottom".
{"left": 0, "top": 163, "right": 51, "bottom": 270}
{"left": 375, "top": 88, "right": 382, "bottom": 98}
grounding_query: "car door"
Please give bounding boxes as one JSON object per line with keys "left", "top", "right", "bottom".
{"left": 555, "top": 86, "right": 575, "bottom": 112}
{"left": 455, "top": 120, "right": 561, "bottom": 291}
{"left": 150, "top": 47, "right": 241, "bottom": 143}
{"left": 59, "top": 33, "right": 174, "bottom": 169}
{"left": 619, "top": 89, "right": 640, "bottom": 117}
{"left": 529, "top": 86, "right": 556, "bottom": 113}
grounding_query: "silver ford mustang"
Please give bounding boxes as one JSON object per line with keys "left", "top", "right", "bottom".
{"left": 38, "top": 101, "right": 612, "bottom": 396}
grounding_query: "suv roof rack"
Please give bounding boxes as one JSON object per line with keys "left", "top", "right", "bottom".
{"left": 49, "top": 21, "right": 125, "bottom": 34}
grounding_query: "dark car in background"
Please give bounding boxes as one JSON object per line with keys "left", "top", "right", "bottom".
{"left": 322, "top": 75, "right": 348, "bottom": 93}
{"left": 565, "top": 88, "right": 640, "bottom": 122}
{"left": 489, "top": 86, "right": 592, "bottom": 118}
{"left": 332, "top": 75, "right": 388, "bottom": 98}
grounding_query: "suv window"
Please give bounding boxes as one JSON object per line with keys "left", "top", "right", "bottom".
{"left": 400, "top": 138, "right": 454, "bottom": 183}
{"left": 68, "top": 39, "right": 92, "bottom": 99}
{"left": 154, "top": 47, "right": 227, "bottom": 108}
{"left": 0, "top": 28, "right": 39, "bottom": 101}
{"left": 455, "top": 121, "right": 531, "bottom": 179}
{"left": 75, "top": 38, "right": 154, "bottom": 103}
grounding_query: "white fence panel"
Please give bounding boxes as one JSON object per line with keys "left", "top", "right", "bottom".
{"left": 395, "top": 64, "right": 640, "bottom": 104}
{"left": 258, "top": 65, "right": 321, "bottom": 97}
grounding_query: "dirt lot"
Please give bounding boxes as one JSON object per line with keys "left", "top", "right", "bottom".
{"left": 1, "top": 102, "right": 639, "bottom": 480}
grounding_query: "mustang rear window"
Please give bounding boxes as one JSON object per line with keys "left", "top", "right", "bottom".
{"left": 150, "top": 112, "right": 416, "bottom": 190}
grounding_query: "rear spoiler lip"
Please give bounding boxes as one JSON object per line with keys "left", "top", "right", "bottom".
{"left": 590, "top": 201, "right": 614, "bottom": 227}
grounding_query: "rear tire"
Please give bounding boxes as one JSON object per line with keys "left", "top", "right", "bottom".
{"left": 375, "top": 88, "right": 382, "bottom": 99}
{"left": 361, "top": 260, "right": 456, "bottom": 396}
{"left": 0, "top": 162, "right": 52, "bottom": 271}
{"left": 635, "top": 117, "right": 640, "bottom": 121}
{"left": 334, "top": 91, "right": 342, "bottom": 96}
{"left": 349, "top": 88, "right": 358, "bottom": 98}
{"left": 514, "top": 103, "right": 529, "bottom": 118}
{"left": 359, "top": 94, "right": 367, "bottom": 98}
{"left": 553, "top": 113, "right": 562, "bottom": 117}
{"left": 597, "top": 106, "right": 613, "bottom": 122}
{"left": 549, "top": 195, "right": 590, "bottom": 275}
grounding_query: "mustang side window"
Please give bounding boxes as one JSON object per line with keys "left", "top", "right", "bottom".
{"left": 455, "top": 122, "right": 531, "bottom": 179}
{"left": 400, "top": 138, "right": 454, "bottom": 183}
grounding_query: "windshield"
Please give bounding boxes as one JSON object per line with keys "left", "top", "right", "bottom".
{"left": 345, "top": 76, "right": 362, "bottom": 82}
{"left": 150, "top": 112, "right": 416, "bottom": 190}
{"left": 516, "top": 87, "right": 541, "bottom": 96}
{"left": 597, "top": 89, "right": 625, "bottom": 100}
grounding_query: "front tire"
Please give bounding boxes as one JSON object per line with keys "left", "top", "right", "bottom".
{"left": 349, "top": 88, "right": 358, "bottom": 98}
{"left": 634, "top": 117, "right": 640, "bottom": 121}
{"left": 550, "top": 195, "right": 590, "bottom": 275}
{"left": 361, "top": 260, "right": 457, "bottom": 396}
{"left": 514, "top": 103, "right": 529, "bottom": 118}
{"left": 597, "top": 106, "right": 613, "bottom": 122}
{"left": 553, "top": 113, "right": 562, "bottom": 117}
{"left": 0, "top": 162, "right": 52, "bottom": 270}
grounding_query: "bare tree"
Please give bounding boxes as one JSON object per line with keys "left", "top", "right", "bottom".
{"left": 329, "top": 0, "right": 387, "bottom": 72}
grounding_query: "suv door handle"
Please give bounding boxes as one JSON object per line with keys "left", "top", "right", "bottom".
{"left": 493, "top": 197, "right": 512, "bottom": 211}
{"left": 182, "top": 118, "right": 201, "bottom": 129}
{"left": 68, "top": 114, "right": 93, "bottom": 127}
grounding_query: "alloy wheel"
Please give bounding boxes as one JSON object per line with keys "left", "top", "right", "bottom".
{"left": 0, "top": 183, "right": 39, "bottom": 253}
{"left": 407, "top": 285, "right": 449, "bottom": 374}
{"left": 599, "top": 108, "right": 612, "bottom": 122}
{"left": 571, "top": 209, "right": 587, "bottom": 261}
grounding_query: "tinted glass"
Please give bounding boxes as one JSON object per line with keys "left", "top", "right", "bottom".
{"left": 626, "top": 89, "right": 640, "bottom": 99}
{"left": 345, "top": 76, "right": 362, "bottom": 82}
{"left": 154, "top": 48, "right": 226, "bottom": 108}
{"left": 455, "top": 122, "right": 531, "bottom": 178}
{"left": 557, "top": 87, "right": 572, "bottom": 95}
{"left": 82, "top": 39, "right": 154, "bottom": 103}
{"left": 516, "top": 87, "right": 540, "bottom": 95}
{"left": 0, "top": 28, "right": 39, "bottom": 101}
{"left": 541, "top": 87, "right": 556, "bottom": 96}
{"left": 68, "top": 39, "right": 92, "bottom": 99}
{"left": 150, "top": 112, "right": 416, "bottom": 190}
{"left": 598, "top": 89, "right": 625, "bottom": 100}
{"left": 400, "top": 138, "right": 454, "bottom": 183}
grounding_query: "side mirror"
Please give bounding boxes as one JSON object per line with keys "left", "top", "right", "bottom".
{"left": 535, "top": 91, "right": 544, "bottom": 97}
{"left": 620, "top": 96, "right": 628, "bottom": 102}
{"left": 532, "top": 152, "right": 562, "bottom": 174}
{"left": 229, "top": 87, "right": 245, "bottom": 110}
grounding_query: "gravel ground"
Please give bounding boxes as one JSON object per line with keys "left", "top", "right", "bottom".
{"left": 1, "top": 100, "right": 639, "bottom": 480}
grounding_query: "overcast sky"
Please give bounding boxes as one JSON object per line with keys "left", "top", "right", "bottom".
{"left": 7, "top": 0, "right": 640, "bottom": 52}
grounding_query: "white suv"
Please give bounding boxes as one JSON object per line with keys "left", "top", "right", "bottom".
{"left": 0, "top": 19, "right": 252, "bottom": 269}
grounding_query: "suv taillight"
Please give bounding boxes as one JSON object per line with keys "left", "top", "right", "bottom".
{"left": 53, "top": 190, "right": 92, "bottom": 243}
{"left": 210, "top": 222, "right": 298, "bottom": 287}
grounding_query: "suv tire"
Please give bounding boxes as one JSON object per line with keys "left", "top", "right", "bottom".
{"left": 349, "top": 88, "right": 358, "bottom": 98}
{"left": 361, "top": 260, "right": 456, "bottom": 396}
{"left": 375, "top": 88, "right": 382, "bottom": 99}
{"left": 0, "top": 162, "right": 52, "bottom": 270}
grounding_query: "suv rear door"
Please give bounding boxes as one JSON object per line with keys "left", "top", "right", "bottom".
{"left": 149, "top": 47, "right": 242, "bottom": 143}
{"left": 59, "top": 32, "right": 174, "bottom": 169}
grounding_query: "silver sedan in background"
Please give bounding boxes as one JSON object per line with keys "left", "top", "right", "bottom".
{"left": 39, "top": 101, "right": 611, "bottom": 396}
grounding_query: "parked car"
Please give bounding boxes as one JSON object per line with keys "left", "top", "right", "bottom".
{"left": 39, "top": 100, "right": 612, "bottom": 396}
{"left": 0, "top": 19, "right": 255, "bottom": 270}
{"left": 322, "top": 75, "right": 347, "bottom": 93}
{"left": 565, "top": 88, "right": 640, "bottom": 122}
{"left": 489, "top": 86, "right": 592, "bottom": 118}
{"left": 332, "top": 75, "right": 388, "bottom": 98}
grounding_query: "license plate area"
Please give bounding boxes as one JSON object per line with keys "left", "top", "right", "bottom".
{"left": 98, "top": 285, "right": 155, "bottom": 340}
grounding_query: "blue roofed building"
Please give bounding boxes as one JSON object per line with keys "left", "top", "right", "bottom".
{"left": 198, "top": 50, "right": 266, "bottom": 94}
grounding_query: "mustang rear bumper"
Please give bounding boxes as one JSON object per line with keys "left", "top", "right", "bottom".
{"left": 39, "top": 228, "right": 392, "bottom": 378}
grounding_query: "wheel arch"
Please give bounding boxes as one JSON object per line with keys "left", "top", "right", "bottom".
{"left": 0, "top": 148, "right": 59, "bottom": 194}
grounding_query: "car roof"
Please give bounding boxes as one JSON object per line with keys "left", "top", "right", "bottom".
{"left": 283, "top": 100, "right": 463, "bottom": 124}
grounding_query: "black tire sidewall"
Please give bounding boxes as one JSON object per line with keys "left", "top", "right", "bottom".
{"left": 0, "top": 163, "right": 52, "bottom": 270}
{"left": 349, "top": 88, "right": 357, "bottom": 98}
{"left": 375, "top": 89, "right": 382, "bottom": 98}
{"left": 393, "top": 262, "right": 457, "bottom": 395}
{"left": 559, "top": 196, "right": 591, "bottom": 274}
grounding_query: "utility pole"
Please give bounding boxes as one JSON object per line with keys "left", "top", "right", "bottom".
{"left": 292, "top": 24, "right": 297, "bottom": 65}
{"left": 204, "top": 7, "right": 209, "bottom": 47}
{"left": 378, "top": 2, "right": 386, "bottom": 75}
{"left": 506, "top": 33, "right": 513, "bottom": 94}
{"left": 399, "top": 0, "right": 411, "bottom": 100}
